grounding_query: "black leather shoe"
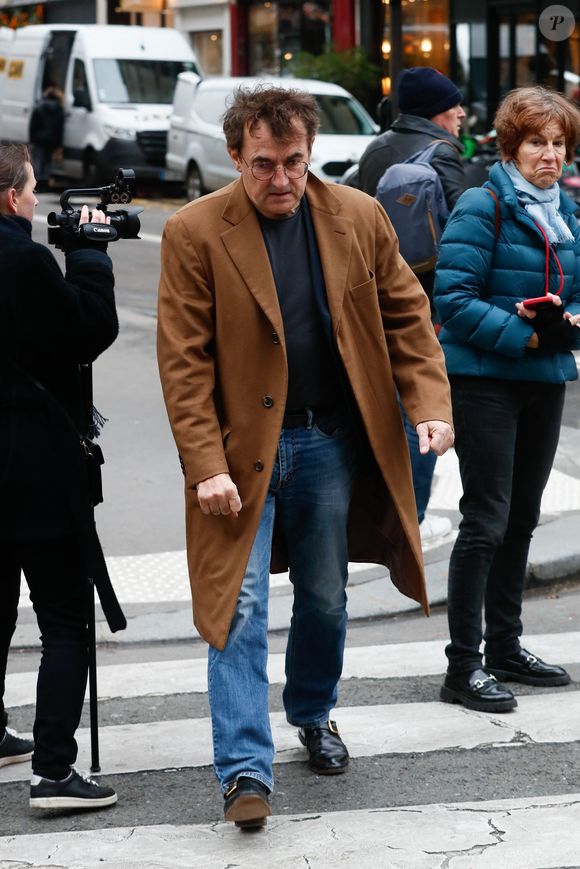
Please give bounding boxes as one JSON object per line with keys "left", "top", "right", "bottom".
{"left": 298, "top": 719, "right": 349, "bottom": 775}
{"left": 440, "top": 668, "right": 517, "bottom": 712}
{"left": 486, "top": 649, "right": 571, "bottom": 687}
{"left": 223, "top": 776, "right": 271, "bottom": 829}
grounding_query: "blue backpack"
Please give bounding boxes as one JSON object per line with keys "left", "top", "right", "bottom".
{"left": 375, "top": 140, "right": 456, "bottom": 273}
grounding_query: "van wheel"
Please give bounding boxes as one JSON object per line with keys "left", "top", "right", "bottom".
{"left": 186, "top": 164, "right": 204, "bottom": 201}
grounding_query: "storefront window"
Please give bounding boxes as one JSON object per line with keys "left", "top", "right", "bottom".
{"left": 247, "top": 0, "right": 331, "bottom": 76}
{"left": 248, "top": 2, "right": 278, "bottom": 75}
{"left": 455, "top": 21, "right": 487, "bottom": 131}
{"left": 190, "top": 30, "right": 223, "bottom": 76}
{"left": 538, "top": 21, "right": 580, "bottom": 102}
{"left": 382, "top": 0, "right": 450, "bottom": 95}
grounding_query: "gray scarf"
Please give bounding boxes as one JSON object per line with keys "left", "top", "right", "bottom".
{"left": 503, "top": 160, "right": 573, "bottom": 244}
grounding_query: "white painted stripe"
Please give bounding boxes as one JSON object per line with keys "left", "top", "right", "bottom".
{"left": 2, "top": 794, "right": 579, "bottom": 868}
{"left": 2, "top": 691, "right": 579, "bottom": 784}
{"left": 7, "top": 631, "right": 580, "bottom": 708}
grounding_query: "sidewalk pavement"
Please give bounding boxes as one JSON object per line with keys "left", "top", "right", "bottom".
{"left": 12, "top": 505, "right": 580, "bottom": 649}
{"left": 12, "top": 430, "right": 580, "bottom": 649}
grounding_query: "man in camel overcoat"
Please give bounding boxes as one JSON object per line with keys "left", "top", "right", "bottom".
{"left": 157, "top": 85, "right": 454, "bottom": 829}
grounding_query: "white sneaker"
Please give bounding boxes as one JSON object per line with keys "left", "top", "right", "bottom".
{"left": 419, "top": 515, "right": 453, "bottom": 546}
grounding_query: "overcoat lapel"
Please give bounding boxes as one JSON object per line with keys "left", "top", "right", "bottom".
{"left": 220, "top": 181, "right": 284, "bottom": 336}
{"left": 306, "top": 177, "right": 354, "bottom": 335}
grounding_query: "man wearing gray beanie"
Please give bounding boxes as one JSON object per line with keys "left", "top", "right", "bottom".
{"left": 359, "top": 67, "right": 467, "bottom": 547}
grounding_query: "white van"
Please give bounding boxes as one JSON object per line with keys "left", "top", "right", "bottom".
{"left": 166, "top": 74, "right": 378, "bottom": 200}
{"left": 0, "top": 25, "right": 199, "bottom": 183}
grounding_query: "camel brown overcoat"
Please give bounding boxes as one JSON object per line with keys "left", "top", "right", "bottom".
{"left": 157, "top": 174, "right": 452, "bottom": 649}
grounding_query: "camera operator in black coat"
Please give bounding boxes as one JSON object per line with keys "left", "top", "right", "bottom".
{"left": 0, "top": 144, "right": 120, "bottom": 810}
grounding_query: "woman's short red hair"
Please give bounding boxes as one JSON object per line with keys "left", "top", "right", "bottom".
{"left": 494, "top": 86, "right": 580, "bottom": 163}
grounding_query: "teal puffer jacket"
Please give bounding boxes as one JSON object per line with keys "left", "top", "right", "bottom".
{"left": 434, "top": 161, "right": 580, "bottom": 383}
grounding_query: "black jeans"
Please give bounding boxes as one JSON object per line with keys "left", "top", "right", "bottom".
{"left": 446, "top": 376, "right": 565, "bottom": 674}
{"left": 0, "top": 536, "right": 89, "bottom": 778}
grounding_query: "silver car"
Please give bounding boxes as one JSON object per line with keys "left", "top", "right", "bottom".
{"left": 166, "top": 73, "right": 378, "bottom": 200}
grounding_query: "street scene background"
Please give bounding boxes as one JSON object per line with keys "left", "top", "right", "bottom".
{"left": 1, "top": 190, "right": 580, "bottom": 866}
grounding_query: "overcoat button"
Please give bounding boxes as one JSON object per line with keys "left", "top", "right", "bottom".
{"left": 271, "top": 331, "right": 280, "bottom": 344}
{"left": 262, "top": 395, "right": 274, "bottom": 407}
{"left": 254, "top": 461, "right": 264, "bottom": 472}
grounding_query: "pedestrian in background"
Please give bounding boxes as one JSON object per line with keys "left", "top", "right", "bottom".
{"left": 0, "top": 143, "right": 120, "bottom": 810}
{"left": 359, "top": 67, "right": 468, "bottom": 546}
{"left": 435, "top": 87, "right": 580, "bottom": 713}
{"left": 28, "top": 84, "right": 64, "bottom": 193}
{"left": 157, "top": 85, "right": 453, "bottom": 830}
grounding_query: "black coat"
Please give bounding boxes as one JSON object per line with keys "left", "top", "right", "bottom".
{"left": 29, "top": 97, "right": 64, "bottom": 150}
{"left": 358, "top": 113, "right": 467, "bottom": 210}
{"left": 0, "top": 215, "right": 118, "bottom": 541}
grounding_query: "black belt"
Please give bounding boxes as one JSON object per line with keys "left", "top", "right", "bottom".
{"left": 282, "top": 406, "right": 343, "bottom": 429}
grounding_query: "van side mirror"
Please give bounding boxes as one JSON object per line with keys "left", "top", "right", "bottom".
{"left": 73, "top": 88, "right": 92, "bottom": 111}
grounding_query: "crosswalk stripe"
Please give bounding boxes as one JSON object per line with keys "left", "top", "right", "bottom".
{"left": 1, "top": 690, "right": 578, "bottom": 784}
{"left": 2, "top": 793, "right": 580, "bottom": 868}
{"left": 6, "top": 630, "right": 580, "bottom": 708}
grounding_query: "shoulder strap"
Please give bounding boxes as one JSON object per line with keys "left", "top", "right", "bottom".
{"left": 8, "top": 358, "right": 86, "bottom": 440}
{"left": 406, "top": 138, "right": 460, "bottom": 166}
{"left": 486, "top": 187, "right": 501, "bottom": 239}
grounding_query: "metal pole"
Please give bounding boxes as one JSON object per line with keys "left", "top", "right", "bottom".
{"left": 80, "top": 361, "right": 100, "bottom": 773}
{"left": 390, "top": 0, "right": 403, "bottom": 116}
{"left": 87, "top": 577, "right": 101, "bottom": 773}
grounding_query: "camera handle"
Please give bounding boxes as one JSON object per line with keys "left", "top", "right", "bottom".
{"left": 59, "top": 168, "right": 136, "bottom": 213}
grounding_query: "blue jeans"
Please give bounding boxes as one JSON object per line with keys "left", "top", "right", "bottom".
{"left": 207, "top": 422, "right": 357, "bottom": 793}
{"left": 400, "top": 402, "right": 437, "bottom": 523}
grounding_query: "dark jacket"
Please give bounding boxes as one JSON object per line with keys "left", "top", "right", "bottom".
{"left": 29, "top": 96, "right": 64, "bottom": 150}
{"left": 358, "top": 113, "right": 467, "bottom": 210}
{"left": 434, "top": 161, "right": 580, "bottom": 383}
{"left": 0, "top": 215, "right": 118, "bottom": 540}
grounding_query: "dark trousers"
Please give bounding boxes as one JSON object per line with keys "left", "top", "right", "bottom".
{"left": 446, "top": 376, "right": 565, "bottom": 674}
{"left": 31, "top": 145, "right": 53, "bottom": 184}
{"left": 0, "top": 565, "right": 20, "bottom": 737}
{"left": 402, "top": 407, "right": 437, "bottom": 523}
{"left": 0, "top": 537, "right": 89, "bottom": 779}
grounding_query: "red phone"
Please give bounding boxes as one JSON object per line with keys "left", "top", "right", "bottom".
{"left": 523, "top": 296, "right": 559, "bottom": 310}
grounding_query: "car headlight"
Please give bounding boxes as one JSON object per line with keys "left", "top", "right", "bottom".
{"left": 103, "top": 125, "right": 137, "bottom": 141}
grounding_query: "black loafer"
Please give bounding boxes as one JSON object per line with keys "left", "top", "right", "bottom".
{"left": 298, "top": 719, "right": 349, "bottom": 775}
{"left": 486, "top": 649, "right": 571, "bottom": 687}
{"left": 223, "top": 776, "right": 271, "bottom": 829}
{"left": 440, "top": 668, "right": 517, "bottom": 713}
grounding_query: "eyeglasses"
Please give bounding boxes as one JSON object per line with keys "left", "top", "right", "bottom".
{"left": 241, "top": 155, "right": 310, "bottom": 181}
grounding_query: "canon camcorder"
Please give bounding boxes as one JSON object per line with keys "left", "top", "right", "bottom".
{"left": 47, "top": 168, "right": 142, "bottom": 251}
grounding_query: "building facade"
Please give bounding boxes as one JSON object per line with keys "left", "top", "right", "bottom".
{"left": 377, "top": 0, "right": 579, "bottom": 127}
{"left": 0, "top": 0, "right": 577, "bottom": 123}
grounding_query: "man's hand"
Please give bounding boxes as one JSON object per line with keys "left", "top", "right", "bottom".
{"left": 196, "top": 473, "right": 242, "bottom": 518}
{"left": 416, "top": 420, "right": 454, "bottom": 457}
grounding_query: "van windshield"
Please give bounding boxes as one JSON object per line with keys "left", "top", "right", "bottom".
{"left": 94, "top": 59, "right": 197, "bottom": 104}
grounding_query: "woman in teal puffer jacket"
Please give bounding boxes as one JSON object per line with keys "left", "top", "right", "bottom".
{"left": 434, "top": 86, "right": 580, "bottom": 714}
